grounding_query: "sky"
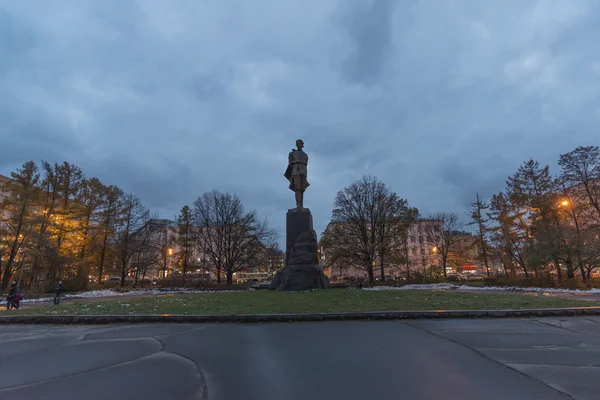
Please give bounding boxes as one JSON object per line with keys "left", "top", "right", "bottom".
{"left": 2, "top": 0, "right": 600, "bottom": 246}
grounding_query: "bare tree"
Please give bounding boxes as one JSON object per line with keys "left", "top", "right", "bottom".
{"left": 424, "top": 212, "right": 462, "bottom": 278}
{"left": 468, "top": 193, "right": 492, "bottom": 277}
{"left": 489, "top": 192, "right": 530, "bottom": 278}
{"left": 129, "top": 215, "right": 164, "bottom": 287}
{"left": 559, "top": 146, "right": 600, "bottom": 220}
{"left": 73, "top": 177, "right": 105, "bottom": 288}
{"left": 54, "top": 162, "right": 84, "bottom": 251}
{"left": 28, "top": 161, "right": 61, "bottom": 290}
{"left": 192, "top": 191, "right": 277, "bottom": 285}
{"left": 507, "top": 159, "right": 569, "bottom": 280}
{"left": 0, "top": 161, "right": 40, "bottom": 291}
{"left": 112, "top": 193, "right": 150, "bottom": 286}
{"left": 96, "top": 185, "right": 123, "bottom": 283}
{"left": 322, "top": 176, "right": 414, "bottom": 284}
{"left": 375, "top": 191, "right": 417, "bottom": 281}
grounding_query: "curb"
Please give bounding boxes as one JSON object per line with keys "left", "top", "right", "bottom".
{"left": 2, "top": 307, "right": 600, "bottom": 324}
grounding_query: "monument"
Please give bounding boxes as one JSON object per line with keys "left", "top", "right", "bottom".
{"left": 269, "top": 139, "right": 329, "bottom": 291}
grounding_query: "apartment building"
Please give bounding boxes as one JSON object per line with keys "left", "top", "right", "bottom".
{"left": 322, "top": 218, "right": 444, "bottom": 280}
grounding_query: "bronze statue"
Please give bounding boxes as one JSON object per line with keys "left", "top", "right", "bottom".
{"left": 284, "top": 139, "right": 310, "bottom": 209}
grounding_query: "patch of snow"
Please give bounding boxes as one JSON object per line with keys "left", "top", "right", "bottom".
{"left": 364, "top": 283, "right": 600, "bottom": 294}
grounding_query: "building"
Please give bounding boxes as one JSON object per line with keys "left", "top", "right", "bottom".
{"left": 129, "top": 219, "right": 271, "bottom": 280}
{"left": 265, "top": 247, "right": 285, "bottom": 274}
{"left": 445, "top": 231, "right": 481, "bottom": 275}
{"left": 406, "top": 219, "right": 444, "bottom": 275}
{"left": 322, "top": 218, "right": 444, "bottom": 280}
{"left": 0, "top": 173, "right": 10, "bottom": 200}
{"left": 0, "top": 174, "right": 11, "bottom": 225}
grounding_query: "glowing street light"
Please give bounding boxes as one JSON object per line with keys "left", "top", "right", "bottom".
{"left": 560, "top": 200, "right": 569, "bottom": 207}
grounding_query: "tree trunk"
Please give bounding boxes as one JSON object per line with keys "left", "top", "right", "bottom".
{"left": 579, "top": 263, "right": 587, "bottom": 283}
{"left": 520, "top": 260, "right": 529, "bottom": 278}
{"left": 120, "top": 268, "right": 126, "bottom": 287}
{"left": 553, "top": 256, "right": 563, "bottom": 282}
{"left": 565, "top": 253, "right": 575, "bottom": 279}
{"left": 1, "top": 269, "right": 13, "bottom": 293}
{"left": 481, "top": 245, "right": 490, "bottom": 278}
{"left": 367, "top": 266, "right": 374, "bottom": 284}
{"left": 98, "top": 231, "right": 109, "bottom": 283}
{"left": 226, "top": 269, "right": 233, "bottom": 285}
{"left": 379, "top": 254, "right": 385, "bottom": 282}
{"left": 133, "top": 269, "right": 139, "bottom": 288}
{"left": 442, "top": 256, "right": 447, "bottom": 278}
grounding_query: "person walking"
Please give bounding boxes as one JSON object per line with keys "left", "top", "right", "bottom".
{"left": 54, "top": 280, "right": 64, "bottom": 305}
{"left": 6, "top": 281, "right": 19, "bottom": 310}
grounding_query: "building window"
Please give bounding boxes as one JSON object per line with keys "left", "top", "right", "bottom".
{"left": 420, "top": 248, "right": 425, "bottom": 255}
{"left": 411, "top": 248, "right": 417, "bottom": 256}
{"left": 411, "top": 236, "right": 416, "bottom": 243}
{"left": 418, "top": 236, "right": 424, "bottom": 244}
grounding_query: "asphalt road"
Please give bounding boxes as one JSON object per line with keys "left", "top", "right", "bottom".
{"left": 2, "top": 318, "right": 600, "bottom": 400}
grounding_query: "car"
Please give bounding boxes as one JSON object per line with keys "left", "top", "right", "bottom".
{"left": 252, "top": 281, "right": 271, "bottom": 290}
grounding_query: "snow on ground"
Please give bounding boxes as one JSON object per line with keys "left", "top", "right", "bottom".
{"left": 20, "top": 288, "right": 243, "bottom": 303}
{"left": 364, "top": 283, "right": 600, "bottom": 294}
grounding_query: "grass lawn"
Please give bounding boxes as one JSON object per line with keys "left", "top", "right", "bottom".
{"left": 10, "top": 289, "right": 600, "bottom": 316}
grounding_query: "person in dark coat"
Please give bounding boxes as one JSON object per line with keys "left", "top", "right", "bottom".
{"left": 53, "top": 280, "right": 64, "bottom": 305}
{"left": 6, "top": 281, "right": 19, "bottom": 310}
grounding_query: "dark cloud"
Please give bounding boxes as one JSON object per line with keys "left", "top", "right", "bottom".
{"left": 337, "top": 0, "right": 398, "bottom": 85}
{"left": 1, "top": 0, "right": 600, "bottom": 243}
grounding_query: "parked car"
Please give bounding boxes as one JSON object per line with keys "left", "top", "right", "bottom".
{"left": 253, "top": 281, "right": 271, "bottom": 290}
{"left": 447, "top": 274, "right": 462, "bottom": 282}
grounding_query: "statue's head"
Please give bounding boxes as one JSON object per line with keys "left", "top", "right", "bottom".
{"left": 296, "top": 139, "right": 304, "bottom": 149}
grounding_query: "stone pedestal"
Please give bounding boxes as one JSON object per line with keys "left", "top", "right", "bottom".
{"left": 285, "top": 208, "right": 313, "bottom": 265}
{"left": 270, "top": 229, "right": 329, "bottom": 291}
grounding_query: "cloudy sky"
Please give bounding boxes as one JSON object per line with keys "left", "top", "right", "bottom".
{"left": 2, "top": 0, "right": 599, "bottom": 245}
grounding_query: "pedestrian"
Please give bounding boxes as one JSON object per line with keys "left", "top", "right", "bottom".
{"left": 6, "top": 280, "right": 19, "bottom": 310}
{"left": 54, "top": 280, "right": 64, "bottom": 305}
{"left": 13, "top": 287, "right": 23, "bottom": 309}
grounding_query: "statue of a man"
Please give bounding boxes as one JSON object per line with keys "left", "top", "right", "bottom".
{"left": 284, "top": 139, "right": 310, "bottom": 209}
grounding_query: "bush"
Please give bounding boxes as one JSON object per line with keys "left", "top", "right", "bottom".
{"left": 559, "top": 278, "right": 587, "bottom": 290}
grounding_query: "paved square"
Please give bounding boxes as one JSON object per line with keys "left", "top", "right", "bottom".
{"left": 2, "top": 317, "right": 599, "bottom": 399}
